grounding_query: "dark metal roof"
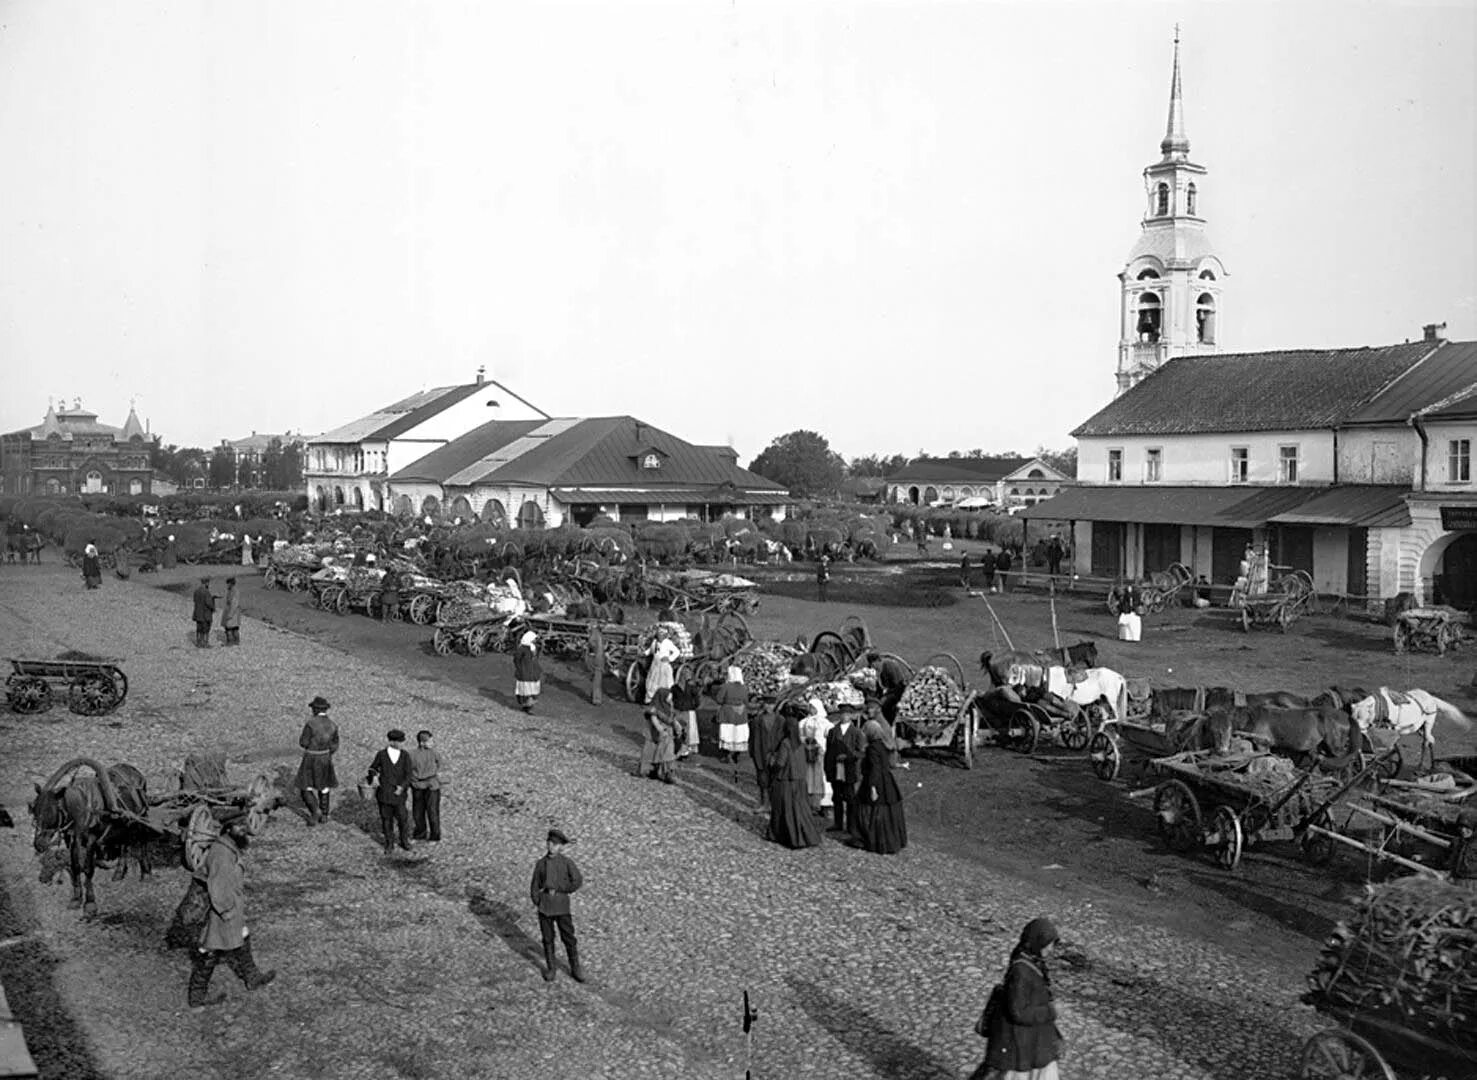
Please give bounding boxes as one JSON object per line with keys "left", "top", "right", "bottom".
{"left": 1023, "top": 484, "right": 1396, "bottom": 528}
{"left": 1346, "top": 341, "right": 1477, "bottom": 424}
{"left": 1265, "top": 486, "right": 1411, "bottom": 528}
{"left": 373, "top": 383, "right": 488, "bottom": 440}
{"left": 1072, "top": 342, "right": 1440, "bottom": 437}
{"left": 389, "top": 419, "right": 546, "bottom": 482}
{"left": 550, "top": 486, "right": 790, "bottom": 505}
{"left": 887, "top": 456, "right": 1038, "bottom": 483}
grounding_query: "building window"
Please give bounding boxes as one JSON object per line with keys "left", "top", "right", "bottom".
{"left": 1107, "top": 449, "right": 1123, "bottom": 482}
{"left": 1186, "top": 183, "right": 1197, "bottom": 215}
{"left": 1136, "top": 269, "right": 1160, "bottom": 280}
{"left": 1135, "top": 293, "right": 1162, "bottom": 343}
{"left": 1230, "top": 447, "right": 1249, "bottom": 483}
{"left": 1155, "top": 182, "right": 1169, "bottom": 216}
{"left": 1449, "top": 439, "right": 1471, "bottom": 483}
{"left": 1145, "top": 448, "right": 1162, "bottom": 482}
{"left": 640, "top": 453, "right": 662, "bottom": 470}
{"left": 1279, "top": 446, "right": 1300, "bottom": 483}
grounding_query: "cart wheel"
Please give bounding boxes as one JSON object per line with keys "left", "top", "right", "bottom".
{"left": 1154, "top": 780, "right": 1202, "bottom": 852}
{"left": 624, "top": 661, "right": 644, "bottom": 703}
{"left": 1208, "top": 805, "right": 1243, "bottom": 870}
{"left": 1240, "top": 606, "right": 1252, "bottom": 633}
{"left": 332, "top": 588, "right": 349, "bottom": 616}
{"left": 1105, "top": 584, "right": 1122, "bottom": 617}
{"left": 108, "top": 667, "right": 128, "bottom": 707}
{"left": 262, "top": 566, "right": 277, "bottom": 589}
{"left": 409, "top": 594, "right": 434, "bottom": 625}
{"left": 1298, "top": 1030, "right": 1396, "bottom": 1080}
{"left": 467, "top": 629, "right": 486, "bottom": 657}
{"left": 1009, "top": 708, "right": 1040, "bottom": 755}
{"left": 1059, "top": 709, "right": 1092, "bottom": 751}
{"left": 385, "top": 602, "right": 403, "bottom": 623}
{"left": 432, "top": 629, "right": 454, "bottom": 657}
{"left": 287, "top": 570, "right": 310, "bottom": 593}
{"left": 68, "top": 674, "right": 121, "bottom": 716}
{"left": 955, "top": 700, "right": 976, "bottom": 770}
{"left": 1359, "top": 737, "right": 1402, "bottom": 783}
{"left": 1300, "top": 811, "right": 1337, "bottom": 867}
{"left": 1088, "top": 730, "right": 1121, "bottom": 781}
{"left": 7, "top": 676, "right": 53, "bottom": 714}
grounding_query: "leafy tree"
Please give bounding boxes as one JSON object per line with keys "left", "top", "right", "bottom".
{"left": 847, "top": 453, "right": 908, "bottom": 478}
{"left": 208, "top": 446, "right": 236, "bottom": 490}
{"left": 748, "top": 430, "right": 846, "bottom": 497}
{"left": 1035, "top": 445, "right": 1078, "bottom": 479}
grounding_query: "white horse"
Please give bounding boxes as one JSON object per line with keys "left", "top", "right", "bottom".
{"left": 1347, "top": 688, "right": 1472, "bottom": 772}
{"left": 1007, "top": 663, "right": 1128, "bottom": 722}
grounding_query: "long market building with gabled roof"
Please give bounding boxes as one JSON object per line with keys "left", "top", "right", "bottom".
{"left": 388, "top": 415, "right": 789, "bottom": 528}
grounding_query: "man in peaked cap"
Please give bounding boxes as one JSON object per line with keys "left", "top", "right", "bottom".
{"left": 295, "top": 697, "right": 339, "bottom": 827}
{"left": 192, "top": 576, "right": 216, "bottom": 648}
{"left": 187, "top": 812, "right": 276, "bottom": 1008}
{"left": 530, "top": 828, "right": 584, "bottom": 983}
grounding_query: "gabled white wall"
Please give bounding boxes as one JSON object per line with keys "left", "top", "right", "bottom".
{"left": 1077, "top": 430, "right": 1336, "bottom": 485}
{"left": 1407, "top": 418, "right": 1477, "bottom": 492}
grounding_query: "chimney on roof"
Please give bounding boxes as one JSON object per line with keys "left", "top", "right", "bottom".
{"left": 1423, "top": 322, "right": 1448, "bottom": 343}
{"left": 475, "top": 365, "right": 486, "bottom": 385}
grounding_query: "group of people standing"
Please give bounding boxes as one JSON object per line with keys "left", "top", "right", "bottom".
{"left": 189, "top": 575, "right": 241, "bottom": 647}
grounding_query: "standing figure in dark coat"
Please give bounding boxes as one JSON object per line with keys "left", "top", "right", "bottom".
{"left": 959, "top": 553, "right": 972, "bottom": 590}
{"left": 378, "top": 572, "right": 401, "bottom": 623}
{"left": 529, "top": 828, "right": 585, "bottom": 982}
{"left": 995, "top": 548, "right": 1014, "bottom": 593}
{"left": 294, "top": 696, "right": 339, "bottom": 826}
{"left": 816, "top": 555, "right": 830, "bottom": 602}
{"left": 162, "top": 534, "right": 177, "bottom": 570}
{"left": 366, "top": 730, "right": 414, "bottom": 853}
{"left": 186, "top": 815, "right": 276, "bottom": 1008}
{"left": 748, "top": 705, "right": 781, "bottom": 808}
{"left": 513, "top": 631, "right": 542, "bottom": 712}
{"left": 823, "top": 708, "right": 867, "bottom": 835}
{"left": 765, "top": 708, "right": 823, "bottom": 849}
{"left": 221, "top": 578, "right": 242, "bottom": 645}
{"left": 974, "top": 917, "right": 1063, "bottom": 1080}
{"left": 855, "top": 718, "right": 907, "bottom": 855}
{"left": 192, "top": 577, "right": 216, "bottom": 648}
{"left": 82, "top": 540, "right": 102, "bottom": 589}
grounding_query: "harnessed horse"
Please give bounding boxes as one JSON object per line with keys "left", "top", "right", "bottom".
{"left": 1340, "top": 687, "right": 1472, "bottom": 773}
{"left": 30, "top": 758, "right": 152, "bottom": 917}
{"left": 981, "top": 654, "right": 1128, "bottom": 723}
{"left": 978, "top": 642, "right": 1100, "bottom": 688}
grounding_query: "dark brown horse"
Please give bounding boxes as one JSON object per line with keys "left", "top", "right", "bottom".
{"left": 1212, "top": 701, "right": 1361, "bottom": 764}
{"left": 30, "top": 759, "right": 152, "bottom": 917}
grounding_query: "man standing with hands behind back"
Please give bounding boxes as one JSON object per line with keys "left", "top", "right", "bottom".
{"left": 530, "top": 828, "right": 585, "bottom": 983}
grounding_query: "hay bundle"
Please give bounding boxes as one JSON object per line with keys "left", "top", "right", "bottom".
{"left": 1306, "top": 877, "right": 1477, "bottom": 1050}
{"left": 898, "top": 666, "right": 964, "bottom": 723}
{"left": 735, "top": 641, "right": 803, "bottom": 699}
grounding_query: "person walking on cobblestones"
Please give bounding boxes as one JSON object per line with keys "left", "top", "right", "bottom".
{"left": 295, "top": 696, "right": 339, "bottom": 826}
{"left": 192, "top": 576, "right": 216, "bottom": 648}
{"left": 530, "top": 828, "right": 585, "bottom": 983}
{"left": 766, "top": 704, "right": 822, "bottom": 849}
{"left": 514, "top": 631, "right": 542, "bottom": 712}
{"left": 856, "top": 717, "right": 907, "bottom": 855}
{"left": 714, "top": 665, "right": 749, "bottom": 765}
{"left": 367, "top": 729, "right": 414, "bottom": 853}
{"left": 409, "top": 730, "right": 443, "bottom": 842}
{"left": 187, "top": 814, "right": 276, "bottom": 1008}
{"left": 824, "top": 707, "right": 866, "bottom": 835}
{"left": 973, "top": 917, "right": 1063, "bottom": 1080}
{"left": 221, "top": 577, "right": 242, "bottom": 645}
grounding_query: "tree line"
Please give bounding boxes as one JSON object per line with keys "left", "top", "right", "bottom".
{"left": 150, "top": 438, "right": 304, "bottom": 491}
{"left": 746, "top": 430, "right": 1077, "bottom": 498}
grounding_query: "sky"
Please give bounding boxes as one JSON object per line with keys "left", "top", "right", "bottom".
{"left": 1, "top": 1, "right": 1473, "bottom": 465}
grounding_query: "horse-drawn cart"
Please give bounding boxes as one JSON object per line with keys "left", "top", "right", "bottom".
{"left": 7, "top": 656, "right": 128, "bottom": 715}
{"left": 1142, "top": 748, "right": 1344, "bottom": 870}
{"left": 1236, "top": 570, "right": 1316, "bottom": 633}
{"left": 1106, "top": 563, "right": 1192, "bottom": 616}
{"left": 892, "top": 653, "right": 975, "bottom": 769}
{"left": 1392, "top": 605, "right": 1466, "bottom": 654}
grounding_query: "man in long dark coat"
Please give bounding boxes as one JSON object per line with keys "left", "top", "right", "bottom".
{"left": 192, "top": 577, "right": 216, "bottom": 648}
{"left": 747, "top": 705, "right": 781, "bottom": 809}
{"left": 366, "top": 730, "right": 414, "bottom": 853}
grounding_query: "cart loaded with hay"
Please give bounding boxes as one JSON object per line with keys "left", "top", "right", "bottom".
{"left": 1300, "top": 876, "right": 1477, "bottom": 1079}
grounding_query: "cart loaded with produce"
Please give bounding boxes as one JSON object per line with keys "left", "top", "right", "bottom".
{"left": 431, "top": 581, "right": 528, "bottom": 657}
{"left": 893, "top": 653, "right": 975, "bottom": 769}
{"left": 1300, "top": 876, "right": 1477, "bottom": 1079}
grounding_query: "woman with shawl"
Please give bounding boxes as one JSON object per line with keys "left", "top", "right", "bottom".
{"left": 856, "top": 717, "right": 907, "bottom": 854}
{"left": 973, "top": 917, "right": 1064, "bottom": 1080}
{"left": 713, "top": 665, "right": 749, "bottom": 764}
{"left": 641, "top": 697, "right": 678, "bottom": 784}
{"left": 766, "top": 705, "right": 823, "bottom": 849}
{"left": 513, "top": 630, "right": 542, "bottom": 713}
{"left": 81, "top": 540, "right": 102, "bottom": 590}
{"left": 799, "top": 697, "right": 833, "bottom": 814}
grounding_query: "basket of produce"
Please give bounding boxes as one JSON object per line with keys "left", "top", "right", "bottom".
{"left": 734, "top": 641, "right": 804, "bottom": 700}
{"left": 896, "top": 653, "right": 967, "bottom": 737}
{"left": 1304, "top": 876, "right": 1476, "bottom": 1057}
{"left": 810, "top": 679, "right": 865, "bottom": 714}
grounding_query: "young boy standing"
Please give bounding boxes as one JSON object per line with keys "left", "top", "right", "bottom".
{"left": 529, "top": 828, "right": 585, "bottom": 983}
{"left": 408, "top": 730, "right": 443, "bottom": 842}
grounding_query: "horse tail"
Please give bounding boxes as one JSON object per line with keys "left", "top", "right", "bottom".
{"left": 1421, "top": 693, "right": 1472, "bottom": 730}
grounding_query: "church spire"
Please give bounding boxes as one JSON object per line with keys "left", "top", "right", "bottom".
{"left": 1160, "top": 26, "right": 1190, "bottom": 162}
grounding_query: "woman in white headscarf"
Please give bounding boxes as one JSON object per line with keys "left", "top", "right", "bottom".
{"left": 714, "top": 665, "right": 750, "bottom": 764}
{"left": 513, "top": 630, "right": 542, "bottom": 712}
{"left": 799, "top": 697, "right": 833, "bottom": 814}
{"left": 645, "top": 630, "right": 680, "bottom": 704}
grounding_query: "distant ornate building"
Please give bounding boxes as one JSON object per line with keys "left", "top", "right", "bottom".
{"left": 0, "top": 400, "right": 155, "bottom": 496}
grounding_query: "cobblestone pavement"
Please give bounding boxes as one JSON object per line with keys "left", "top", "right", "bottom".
{"left": 0, "top": 567, "right": 1330, "bottom": 1079}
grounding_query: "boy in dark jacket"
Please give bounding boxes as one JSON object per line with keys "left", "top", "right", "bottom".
{"left": 823, "top": 710, "right": 867, "bottom": 834}
{"left": 530, "top": 829, "right": 584, "bottom": 982}
{"left": 366, "top": 730, "right": 414, "bottom": 854}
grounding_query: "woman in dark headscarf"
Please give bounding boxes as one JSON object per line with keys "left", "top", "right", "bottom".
{"left": 855, "top": 716, "right": 907, "bottom": 854}
{"left": 974, "top": 917, "right": 1063, "bottom": 1080}
{"left": 765, "top": 705, "right": 822, "bottom": 849}
{"left": 748, "top": 703, "right": 781, "bottom": 809}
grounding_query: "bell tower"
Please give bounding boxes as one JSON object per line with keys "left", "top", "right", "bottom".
{"left": 1116, "top": 29, "right": 1227, "bottom": 395}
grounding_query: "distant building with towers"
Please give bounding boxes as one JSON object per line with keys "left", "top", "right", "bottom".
{"left": 1, "top": 399, "right": 155, "bottom": 496}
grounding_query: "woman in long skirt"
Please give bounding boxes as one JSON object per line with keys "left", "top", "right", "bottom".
{"left": 973, "top": 917, "right": 1063, "bottom": 1080}
{"left": 645, "top": 631, "right": 679, "bottom": 704}
{"left": 642, "top": 697, "right": 677, "bottom": 784}
{"left": 748, "top": 705, "right": 780, "bottom": 808}
{"left": 799, "top": 697, "right": 833, "bottom": 814}
{"left": 714, "top": 666, "right": 749, "bottom": 764}
{"left": 513, "top": 631, "right": 542, "bottom": 712}
{"left": 672, "top": 672, "right": 701, "bottom": 759}
{"left": 856, "top": 718, "right": 907, "bottom": 854}
{"left": 766, "top": 709, "right": 823, "bottom": 849}
{"left": 81, "top": 541, "right": 102, "bottom": 590}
